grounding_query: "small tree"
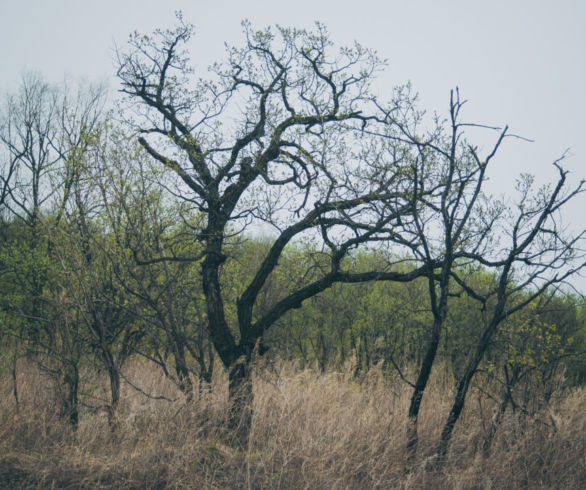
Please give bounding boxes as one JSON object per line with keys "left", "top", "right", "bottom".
{"left": 372, "top": 88, "right": 585, "bottom": 467}
{"left": 435, "top": 162, "right": 585, "bottom": 462}
{"left": 95, "top": 145, "right": 215, "bottom": 401}
{"left": 380, "top": 89, "right": 508, "bottom": 466}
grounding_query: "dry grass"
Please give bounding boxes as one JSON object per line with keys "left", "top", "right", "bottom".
{"left": 0, "top": 360, "right": 584, "bottom": 489}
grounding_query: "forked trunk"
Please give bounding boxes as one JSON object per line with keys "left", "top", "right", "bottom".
{"left": 202, "top": 249, "right": 255, "bottom": 443}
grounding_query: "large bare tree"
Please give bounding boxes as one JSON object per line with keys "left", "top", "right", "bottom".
{"left": 116, "top": 17, "right": 432, "bottom": 439}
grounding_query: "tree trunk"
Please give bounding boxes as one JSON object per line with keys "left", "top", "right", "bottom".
{"left": 482, "top": 393, "right": 510, "bottom": 455}
{"left": 405, "top": 319, "right": 441, "bottom": 469}
{"left": 197, "top": 350, "right": 214, "bottom": 394}
{"left": 227, "top": 357, "right": 253, "bottom": 446}
{"left": 176, "top": 359, "right": 194, "bottom": 403}
{"left": 436, "top": 315, "right": 502, "bottom": 463}
{"left": 172, "top": 339, "right": 194, "bottom": 402}
{"left": 98, "top": 344, "right": 121, "bottom": 430}
{"left": 11, "top": 350, "right": 19, "bottom": 413}
{"left": 107, "top": 364, "right": 121, "bottom": 430}
{"left": 202, "top": 249, "right": 254, "bottom": 443}
{"left": 436, "top": 373, "right": 469, "bottom": 462}
{"left": 62, "top": 364, "right": 79, "bottom": 428}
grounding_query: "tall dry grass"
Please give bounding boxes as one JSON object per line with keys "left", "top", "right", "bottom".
{"left": 0, "top": 359, "right": 584, "bottom": 489}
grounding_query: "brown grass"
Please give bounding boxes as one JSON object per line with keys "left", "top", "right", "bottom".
{"left": 0, "top": 360, "right": 584, "bottom": 489}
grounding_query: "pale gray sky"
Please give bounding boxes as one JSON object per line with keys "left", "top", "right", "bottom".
{"left": 2, "top": 0, "right": 585, "bottom": 288}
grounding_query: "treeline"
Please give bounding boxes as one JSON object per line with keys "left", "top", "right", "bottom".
{"left": 2, "top": 17, "right": 586, "bottom": 471}
{"left": 1, "top": 186, "right": 584, "bottom": 426}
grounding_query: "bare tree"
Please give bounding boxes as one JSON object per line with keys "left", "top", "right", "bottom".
{"left": 116, "top": 17, "right": 433, "bottom": 440}
{"left": 0, "top": 73, "right": 59, "bottom": 231}
{"left": 370, "top": 88, "right": 585, "bottom": 468}
{"left": 0, "top": 73, "right": 106, "bottom": 427}
{"left": 435, "top": 161, "right": 585, "bottom": 462}
{"left": 379, "top": 89, "right": 508, "bottom": 467}
{"left": 0, "top": 73, "right": 105, "bottom": 228}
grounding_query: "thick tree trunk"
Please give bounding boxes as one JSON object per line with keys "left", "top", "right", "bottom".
{"left": 227, "top": 357, "right": 253, "bottom": 446}
{"left": 202, "top": 250, "right": 254, "bottom": 444}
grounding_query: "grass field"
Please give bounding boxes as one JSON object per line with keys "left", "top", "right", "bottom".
{"left": 1, "top": 360, "right": 584, "bottom": 489}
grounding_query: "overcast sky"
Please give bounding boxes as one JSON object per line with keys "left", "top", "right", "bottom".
{"left": 2, "top": 0, "right": 585, "bottom": 288}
